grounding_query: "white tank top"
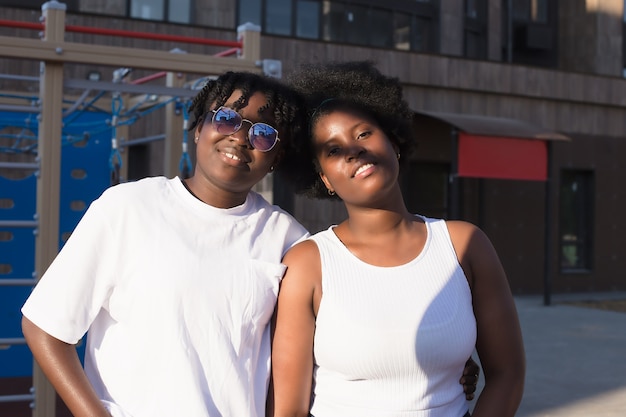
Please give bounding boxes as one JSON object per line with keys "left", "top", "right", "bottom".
{"left": 309, "top": 216, "right": 476, "bottom": 417}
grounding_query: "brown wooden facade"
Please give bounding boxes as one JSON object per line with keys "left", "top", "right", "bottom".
{"left": 1, "top": 1, "right": 625, "bottom": 297}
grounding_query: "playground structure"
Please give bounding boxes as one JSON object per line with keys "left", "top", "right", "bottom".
{"left": 0, "top": 1, "right": 277, "bottom": 415}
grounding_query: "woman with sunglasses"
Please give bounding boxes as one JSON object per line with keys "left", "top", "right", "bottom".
{"left": 20, "top": 71, "right": 311, "bottom": 417}
{"left": 270, "top": 61, "right": 525, "bottom": 417}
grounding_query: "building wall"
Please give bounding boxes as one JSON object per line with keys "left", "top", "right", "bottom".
{"left": 559, "top": 0, "right": 624, "bottom": 76}
{"left": 1, "top": 2, "right": 625, "bottom": 294}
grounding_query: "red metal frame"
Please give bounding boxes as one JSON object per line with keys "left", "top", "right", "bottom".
{"left": 0, "top": 19, "right": 243, "bottom": 49}
{"left": 130, "top": 71, "right": 167, "bottom": 85}
{"left": 0, "top": 19, "right": 43, "bottom": 31}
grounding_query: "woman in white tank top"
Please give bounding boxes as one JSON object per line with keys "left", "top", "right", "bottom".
{"left": 269, "top": 62, "right": 525, "bottom": 417}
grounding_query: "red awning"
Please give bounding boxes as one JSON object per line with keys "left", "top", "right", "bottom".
{"left": 458, "top": 133, "right": 548, "bottom": 181}
{"left": 415, "top": 111, "right": 570, "bottom": 181}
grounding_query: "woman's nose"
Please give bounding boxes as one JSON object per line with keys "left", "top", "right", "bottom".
{"left": 229, "top": 126, "right": 253, "bottom": 149}
{"left": 345, "top": 146, "right": 365, "bottom": 161}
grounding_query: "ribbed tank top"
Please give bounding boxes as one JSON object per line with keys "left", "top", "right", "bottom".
{"left": 309, "top": 216, "right": 476, "bottom": 417}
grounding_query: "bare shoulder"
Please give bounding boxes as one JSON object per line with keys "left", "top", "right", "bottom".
{"left": 444, "top": 220, "right": 502, "bottom": 288}
{"left": 278, "top": 238, "right": 323, "bottom": 315}
{"left": 445, "top": 219, "right": 480, "bottom": 239}
{"left": 281, "top": 239, "right": 322, "bottom": 287}
{"left": 445, "top": 220, "right": 486, "bottom": 258}
{"left": 282, "top": 239, "right": 320, "bottom": 267}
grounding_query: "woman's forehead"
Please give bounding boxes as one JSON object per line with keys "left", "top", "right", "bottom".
{"left": 225, "top": 90, "right": 268, "bottom": 108}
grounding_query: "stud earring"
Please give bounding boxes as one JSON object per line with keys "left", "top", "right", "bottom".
{"left": 194, "top": 135, "right": 199, "bottom": 144}
{"left": 397, "top": 153, "right": 401, "bottom": 160}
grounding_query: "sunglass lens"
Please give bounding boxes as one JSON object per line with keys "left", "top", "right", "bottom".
{"left": 249, "top": 124, "right": 278, "bottom": 151}
{"left": 213, "top": 108, "right": 241, "bottom": 134}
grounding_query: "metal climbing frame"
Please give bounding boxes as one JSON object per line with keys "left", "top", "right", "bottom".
{"left": 0, "top": 1, "right": 263, "bottom": 416}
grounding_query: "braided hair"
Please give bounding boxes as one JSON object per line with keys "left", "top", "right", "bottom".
{"left": 287, "top": 61, "right": 417, "bottom": 199}
{"left": 188, "top": 71, "right": 308, "bottom": 184}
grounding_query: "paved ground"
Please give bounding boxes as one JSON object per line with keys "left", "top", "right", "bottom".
{"left": 469, "top": 292, "right": 626, "bottom": 417}
{"left": 3, "top": 293, "right": 624, "bottom": 417}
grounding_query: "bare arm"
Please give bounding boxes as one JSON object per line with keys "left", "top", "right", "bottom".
{"left": 269, "top": 240, "right": 321, "bottom": 417}
{"left": 448, "top": 221, "right": 525, "bottom": 417}
{"left": 22, "top": 317, "right": 111, "bottom": 417}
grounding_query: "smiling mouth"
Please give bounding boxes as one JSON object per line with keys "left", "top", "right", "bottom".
{"left": 224, "top": 152, "right": 242, "bottom": 162}
{"left": 220, "top": 146, "right": 251, "bottom": 165}
{"left": 354, "top": 163, "right": 374, "bottom": 177}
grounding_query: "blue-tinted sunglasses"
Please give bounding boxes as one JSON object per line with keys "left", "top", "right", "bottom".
{"left": 207, "top": 106, "right": 280, "bottom": 152}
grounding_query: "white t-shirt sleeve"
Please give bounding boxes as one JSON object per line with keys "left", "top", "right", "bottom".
{"left": 281, "top": 218, "right": 310, "bottom": 257}
{"left": 21, "top": 196, "right": 119, "bottom": 344}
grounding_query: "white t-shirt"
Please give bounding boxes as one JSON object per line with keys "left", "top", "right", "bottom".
{"left": 22, "top": 176, "right": 309, "bottom": 417}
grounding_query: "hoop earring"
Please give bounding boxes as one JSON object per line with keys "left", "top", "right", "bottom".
{"left": 327, "top": 189, "right": 336, "bottom": 196}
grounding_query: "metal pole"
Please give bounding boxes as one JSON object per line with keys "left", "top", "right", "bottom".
{"left": 0, "top": 279, "right": 37, "bottom": 286}
{"left": 32, "top": 2, "right": 66, "bottom": 416}
{"left": 543, "top": 140, "right": 553, "bottom": 306}
{"left": 164, "top": 67, "right": 185, "bottom": 178}
{"left": 0, "top": 162, "right": 38, "bottom": 169}
{"left": 0, "top": 220, "right": 37, "bottom": 227}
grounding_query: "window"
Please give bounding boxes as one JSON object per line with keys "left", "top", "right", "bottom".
{"left": 369, "top": 8, "right": 393, "bottom": 48}
{"left": 238, "top": 0, "right": 262, "bottom": 27}
{"left": 393, "top": 12, "right": 412, "bottom": 50}
{"left": 505, "top": 0, "right": 557, "bottom": 68}
{"left": 559, "top": 170, "right": 594, "bottom": 272}
{"left": 464, "top": 0, "right": 487, "bottom": 59}
{"left": 531, "top": 0, "right": 548, "bottom": 23}
{"left": 413, "top": 15, "right": 435, "bottom": 52}
{"left": 168, "top": 0, "right": 190, "bottom": 24}
{"left": 266, "top": 0, "right": 293, "bottom": 35}
{"left": 512, "top": 0, "right": 547, "bottom": 23}
{"left": 322, "top": 2, "right": 371, "bottom": 45}
{"left": 128, "top": 0, "right": 191, "bottom": 23}
{"left": 296, "top": 0, "right": 320, "bottom": 39}
{"left": 131, "top": 0, "right": 164, "bottom": 20}
{"left": 236, "top": 0, "right": 439, "bottom": 53}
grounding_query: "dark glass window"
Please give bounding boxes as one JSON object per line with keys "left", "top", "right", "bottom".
{"left": 531, "top": 0, "right": 548, "bottom": 23}
{"left": 239, "top": 0, "right": 262, "bottom": 27}
{"left": 234, "top": 0, "right": 439, "bottom": 53}
{"left": 512, "top": 0, "right": 548, "bottom": 23}
{"left": 266, "top": 0, "right": 293, "bottom": 35}
{"left": 127, "top": 0, "right": 191, "bottom": 23}
{"left": 393, "top": 12, "right": 412, "bottom": 50}
{"left": 413, "top": 15, "right": 435, "bottom": 52}
{"left": 505, "top": 0, "right": 557, "bottom": 68}
{"left": 131, "top": 0, "right": 164, "bottom": 20}
{"left": 296, "top": 0, "right": 321, "bottom": 38}
{"left": 464, "top": 0, "right": 487, "bottom": 59}
{"left": 466, "top": 0, "right": 478, "bottom": 18}
{"left": 322, "top": 2, "right": 371, "bottom": 45}
{"left": 168, "top": 0, "right": 190, "bottom": 23}
{"left": 369, "top": 7, "right": 394, "bottom": 48}
{"left": 342, "top": 4, "right": 369, "bottom": 45}
{"left": 559, "top": 170, "right": 594, "bottom": 272}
